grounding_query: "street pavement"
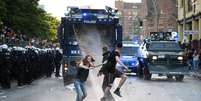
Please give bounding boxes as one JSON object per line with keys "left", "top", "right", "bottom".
{"left": 1, "top": 71, "right": 201, "bottom": 101}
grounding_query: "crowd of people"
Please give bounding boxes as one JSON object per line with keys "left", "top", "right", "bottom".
{"left": 0, "top": 24, "right": 54, "bottom": 48}
{"left": 0, "top": 25, "right": 63, "bottom": 89}
{"left": 184, "top": 48, "right": 201, "bottom": 71}
{"left": 180, "top": 40, "right": 201, "bottom": 71}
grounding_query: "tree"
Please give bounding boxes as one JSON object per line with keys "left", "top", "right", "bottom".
{"left": 152, "top": 0, "right": 160, "bottom": 32}
{"left": 43, "top": 13, "right": 60, "bottom": 41}
{"left": 146, "top": 0, "right": 160, "bottom": 32}
{"left": 0, "top": 0, "right": 6, "bottom": 27}
{"left": 0, "top": 0, "right": 60, "bottom": 40}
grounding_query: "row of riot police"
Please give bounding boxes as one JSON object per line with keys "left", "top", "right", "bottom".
{"left": 0, "top": 44, "right": 62, "bottom": 89}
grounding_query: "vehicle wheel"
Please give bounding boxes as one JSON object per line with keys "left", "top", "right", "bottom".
{"left": 175, "top": 75, "right": 184, "bottom": 81}
{"left": 167, "top": 75, "right": 173, "bottom": 79}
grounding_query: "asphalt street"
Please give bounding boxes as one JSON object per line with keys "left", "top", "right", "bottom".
{"left": 0, "top": 71, "right": 201, "bottom": 101}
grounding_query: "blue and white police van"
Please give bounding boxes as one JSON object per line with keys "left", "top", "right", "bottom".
{"left": 117, "top": 41, "right": 140, "bottom": 73}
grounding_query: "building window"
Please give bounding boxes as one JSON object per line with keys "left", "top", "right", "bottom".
{"left": 168, "top": 24, "right": 173, "bottom": 26}
{"left": 128, "top": 16, "right": 132, "bottom": 20}
{"left": 128, "top": 12, "right": 131, "bottom": 15}
{"left": 133, "top": 12, "right": 137, "bottom": 16}
{"left": 160, "top": 10, "right": 164, "bottom": 14}
{"left": 192, "top": 0, "right": 197, "bottom": 13}
{"left": 187, "top": 0, "right": 193, "bottom": 12}
{"left": 132, "top": 6, "right": 137, "bottom": 9}
{"left": 129, "top": 27, "right": 133, "bottom": 31}
{"left": 180, "top": 0, "right": 184, "bottom": 7}
{"left": 118, "top": 11, "right": 122, "bottom": 15}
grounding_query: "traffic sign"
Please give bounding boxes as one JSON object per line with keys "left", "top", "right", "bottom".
{"left": 184, "top": 30, "right": 199, "bottom": 35}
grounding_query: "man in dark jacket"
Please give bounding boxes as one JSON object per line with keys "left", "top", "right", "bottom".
{"left": 0, "top": 48, "right": 12, "bottom": 88}
{"left": 98, "top": 43, "right": 129, "bottom": 101}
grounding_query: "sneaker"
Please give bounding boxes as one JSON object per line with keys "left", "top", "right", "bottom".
{"left": 114, "top": 89, "right": 122, "bottom": 97}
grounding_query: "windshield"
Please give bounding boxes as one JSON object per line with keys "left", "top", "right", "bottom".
{"left": 147, "top": 42, "right": 182, "bottom": 51}
{"left": 121, "top": 47, "right": 139, "bottom": 56}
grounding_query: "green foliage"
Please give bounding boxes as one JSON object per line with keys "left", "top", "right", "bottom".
{"left": 43, "top": 13, "right": 60, "bottom": 41}
{"left": 0, "top": 0, "right": 6, "bottom": 24}
{"left": 0, "top": 0, "right": 60, "bottom": 41}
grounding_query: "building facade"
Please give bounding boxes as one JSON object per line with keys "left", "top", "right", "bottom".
{"left": 177, "top": 0, "right": 201, "bottom": 50}
{"left": 141, "top": 0, "right": 177, "bottom": 39}
{"left": 115, "top": 0, "right": 142, "bottom": 39}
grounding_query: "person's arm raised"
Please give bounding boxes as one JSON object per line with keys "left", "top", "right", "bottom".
{"left": 115, "top": 56, "right": 129, "bottom": 71}
{"left": 79, "top": 61, "right": 90, "bottom": 69}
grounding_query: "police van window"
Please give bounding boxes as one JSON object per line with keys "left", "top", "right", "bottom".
{"left": 121, "top": 47, "right": 138, "bottom": 56}
{"left": 148, "top": 42, "right": 181, "bottom": 51}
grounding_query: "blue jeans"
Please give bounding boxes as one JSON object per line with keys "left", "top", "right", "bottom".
{"left": 74, "top": 79, "right": 87, "bottom": 101}
{"left": 187, "top": 59, "right": 193, "bottom": 70}
{"left": 193, "top": 60, "right": 199, "bottom": 70}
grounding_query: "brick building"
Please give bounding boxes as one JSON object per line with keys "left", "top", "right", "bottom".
{"left": 141, "top": 0, "right": 177, "bottom": 39}
{"left": 115, "top": 0, "right": 142, "bottom": 39}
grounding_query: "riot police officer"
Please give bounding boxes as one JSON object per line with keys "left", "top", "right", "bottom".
{"left": 0, "top": 45, "right": 12, "bottom": 89}
{"left": 54, "top": 48, "right": 62, "bottom": 77}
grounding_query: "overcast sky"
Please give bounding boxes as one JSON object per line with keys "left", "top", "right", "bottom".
{"left": 39, "top": 0, "right": 141, "bottom": 18}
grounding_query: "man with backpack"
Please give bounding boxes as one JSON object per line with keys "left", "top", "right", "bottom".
{"left": 98, "top": 43, "right": 129, "bottom": 101}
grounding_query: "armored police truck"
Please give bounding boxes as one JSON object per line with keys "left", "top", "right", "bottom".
{"left": 57, "top": 7, "right": 122, "bottom": 85}
{"left": 138, "top": 32, "right": 189, "bottom": 81}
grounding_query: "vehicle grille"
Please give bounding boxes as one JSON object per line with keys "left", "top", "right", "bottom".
{"left": 150, "top": 56, "right": 184, "bottom": 65}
